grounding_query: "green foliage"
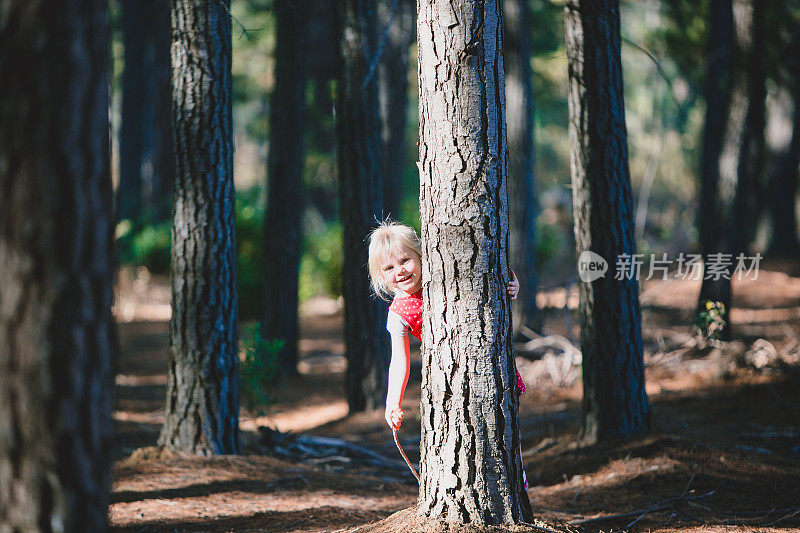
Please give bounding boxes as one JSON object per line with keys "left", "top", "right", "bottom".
{"left": 299, "top": 224, "right": 343, "bottom": 301}
{"left": 117, "top": 220, "right": 172, "bottom": 274}
{"left": 239, "top": 324, "right": 283, "bottom": 416}
{"left": 536, "top": 218, "right": 564, "bottom": 266}
{"left": 236, "top": 187, "right": 265, "bottom": 320}
{"left": 694, "top": 300, "right": 727, "bottom": 340}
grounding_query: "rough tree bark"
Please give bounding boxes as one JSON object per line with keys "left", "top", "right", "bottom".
{"left": 119, "top": 0, "right": 173, "bottom": 223}
{"left": 504, "top": 0, "right": 541, "bottom": 334}
{"left": 159, "top": 0, "right": 240, "bottom": 455}
{"left": 565, "top": 0, "right": 651, "bottom": 442}
{"left": 263, "top": 0, "right": 307, "bottom": 376}
{"left": 697, "top": 0, "right": 761, "bottom": 331}
{"left": 337, "top": 0, "right": 391, "bottom": 412}
{"left": 378, "top": 0, "right": 415, "bottom": 220}
{"left": 417, "top": 0, "right": 533, "bottom": 524}
{"left": 0, "top": 1, "right": 115, "bottom": 530}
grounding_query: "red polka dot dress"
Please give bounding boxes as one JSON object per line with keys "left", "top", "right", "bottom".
{"left": 388, "top": 288, "right": 525, "bottom": 395}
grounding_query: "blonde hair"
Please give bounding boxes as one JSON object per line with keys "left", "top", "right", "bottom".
{"left": 368, "top": 221, "right": 422, "bottom": 300}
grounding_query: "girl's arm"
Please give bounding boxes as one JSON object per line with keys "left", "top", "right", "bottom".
{"left": 385, "top": 332, "right": 411, "bottom": 429}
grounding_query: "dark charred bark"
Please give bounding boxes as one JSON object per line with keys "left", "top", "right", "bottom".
{"left": 505, "top": 0, "right": 541, "bottom": 334}
{"left": 565, "top": 0, "right": 651, "bottom": 442}
{"left": 378, "top": 0, "right": 415, "bottom": 220}
{"left": 417, "top": 0, "right": 532, "bottom": 523}
{"left": 159, "top": 0, "right": 240, "bottom": 455}
{"left": 0, "top": 1, "right": 115, "bottom": 530}
{"left": 263, "top": 0, "right": 308, "bottom": 377}
{"left": 337, "top": 0, "right": 390, "bottom": 412}
{"left": 119, "top": 0, "right": 173, "bottom": 224}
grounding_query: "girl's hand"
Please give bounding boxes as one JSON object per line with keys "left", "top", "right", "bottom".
{"left": 385, "top": 405, "right": 404, "bottom": 430}
{"left": 508, "top": 270, "right": 520, "bottom": 300}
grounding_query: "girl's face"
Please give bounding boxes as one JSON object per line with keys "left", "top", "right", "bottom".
{"left": 381, "top": 247, "right": 422, "bottom": 295}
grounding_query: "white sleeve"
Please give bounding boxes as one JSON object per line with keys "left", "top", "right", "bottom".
{"left": 386, "top": 310, "right": 409, "bottom": 336}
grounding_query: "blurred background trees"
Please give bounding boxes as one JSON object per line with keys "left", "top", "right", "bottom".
{"left": 107, "top": 0, "right": 800, "bottom": 410}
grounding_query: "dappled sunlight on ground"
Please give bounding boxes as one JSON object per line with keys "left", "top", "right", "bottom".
{"left": 110, "top": 268, "right": 800, "bottom": 532}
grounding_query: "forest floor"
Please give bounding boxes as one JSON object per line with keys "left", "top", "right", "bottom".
{"left": 109, "top": 263, "right": 800, "bottom": 532}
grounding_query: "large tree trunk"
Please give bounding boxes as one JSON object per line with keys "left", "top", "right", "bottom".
{"left": 697, "top": 0, "right": 761, "bottom": 333}
{"left": 378, "top": 0, "right": 415, "bottom": 220}
{"left": 159, "top": 0, "right": 240, "bottom": 455}
{"left": 505, "top": 0, "right": 541, "bottom": 334}
{"left": 0, "top": 1, "right": 115, "bottom": 530}
{"left": 119, "top": 0, "right": 173, "bottom": 224}
{"left": 263, "top": 0, "right": 307, "bottom": 376}
{"left": 337, "top": 0, "right": 390, "bottom": 412}
{"left": 417, "top": 0, "right": 532, "bottom": 524}
{"left": 565, "top": 0, "right": 651, "bottom": 442}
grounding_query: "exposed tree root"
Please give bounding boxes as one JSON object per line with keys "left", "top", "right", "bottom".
{"left": 337, "top": 507, "right": 579, "bottom": 533}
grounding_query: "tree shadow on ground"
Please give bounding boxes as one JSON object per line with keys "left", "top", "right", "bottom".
{"left": 523, "top": 375, "right": 800, "bottom": 532}
{"left": 110, "top": 505, "right": 397, "bottom": 532}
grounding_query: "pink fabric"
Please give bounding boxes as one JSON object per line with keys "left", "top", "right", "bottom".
{"left": 389, "top": 289, "right": 526, "bottom": 396}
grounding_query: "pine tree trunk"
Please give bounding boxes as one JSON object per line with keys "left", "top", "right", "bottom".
{"left": 565, "top": 0, "right": 651, "bottom": 442}
{"left": 766, "top": 29, "right": 800, "bottom": 258}
{"left": 119, "top": 0, "right": 173, "bottom": 224}
{"left": 159, "top": 0, "right": 240, "bottom": 455}
{"left": 379, "top": 0, "right": 415, "bottom": 220}
{"left": 697, "top": 0, "right": 760, "bottom": 331}
{"left": 732, "top": 0, "right": 765, "bottom": 255}
{"left": 263, "top": 0, "right": 307, "bottom": 376}
{"left": 505, "top": 0, "right": 541, "bottom": 334}
{"left": 696, "top": 0, "right": 734, "bottom": 325}
{"left": 417, "top": 0, "right": 532, "bottom": 523}
{"left": 0, "top": 1, "right": 115, "bottom": 530}
{"left": 337, "top": 0, "right": 391, "bottom": 412}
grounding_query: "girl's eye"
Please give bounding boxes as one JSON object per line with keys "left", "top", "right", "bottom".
{"left": 384, "top": 265, "right": 393, "bottom": 271}
{"left": 401, "top": 258, "right": 409, "bottom": 264}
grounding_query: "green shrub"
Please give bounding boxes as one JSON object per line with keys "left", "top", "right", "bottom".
{"left": 116, "top": 220, "right": 172, "bottom": 274}
{"left": 239, "top": 324, "right": 283, "bottom": 416}
{"left": 694, "top": 300, "right": 727, "bottom": 340}
{"left": 236, "top": 187, "right": 265, "bottom": 320}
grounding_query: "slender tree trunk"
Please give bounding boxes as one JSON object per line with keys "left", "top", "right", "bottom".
{"left": 159, "top": 0, "right": 240, "bottom": 455}
{"left": 119, "top": 0, "right": 173, "bottom": 224}
{"left": 378, "top": 0, "right": 415, "bottom": 220}
{"left": 697, "top": 0, "right": 760, "bottom": 333}
{"left": 732, "top": 0, "right": 765, "bottom": 255}
{"left": 417, "top": 0, "right": 532, "bottom": 523}
{"left": 119, "top": 0, "right": 145, "bottom": 222}
{"left": 565, "top": 0, "right": 651, "bottom": 443}
{"left": 0, "top": 1, "right": 115, "bottom": 530}
{"left": 337, "top": 0, "right": 390, "bottom": 412}
{"left": 505, "top": 0, "right": 541, "bottom": 334}
{"left": 696, "top": 0, "right": 734, "bottom": 325}
{"left": 263, "top": 0, "right": 307, "bottom": 376}
{"left": 766, "top": 28, "right": 800, "bottom": 257}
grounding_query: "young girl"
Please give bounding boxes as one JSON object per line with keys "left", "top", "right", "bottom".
{"left": 367, "top": 221, "right": 523, "bottom": 432}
